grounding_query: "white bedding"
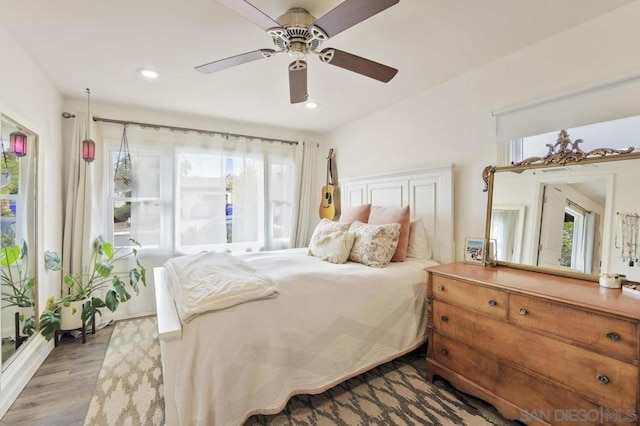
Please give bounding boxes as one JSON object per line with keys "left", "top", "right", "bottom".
{"left": 170, "top": 248, "right": 438, "bottom": 425}
{"left": 164, "top": 251, "right": 279, "bottom": 324}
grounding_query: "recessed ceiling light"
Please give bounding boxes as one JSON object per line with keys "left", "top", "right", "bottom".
{"left": 137, "top": 68, "right": 159, "bottom": 79}
{"left": 305, "top": 101, "right": 318, "bottom": 109}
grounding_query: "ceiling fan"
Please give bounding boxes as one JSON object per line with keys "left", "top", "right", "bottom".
{"left": 195, "top": 0, "right": 400, "bottom": 104}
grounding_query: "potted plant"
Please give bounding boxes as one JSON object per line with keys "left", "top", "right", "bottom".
{"left": 0, "top": 241, "right": 36, "bottom": 337}
{"left": 39, "top": 236, "right": 146, "bottom": 341}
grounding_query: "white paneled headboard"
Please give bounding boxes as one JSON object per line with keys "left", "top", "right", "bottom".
{"left": 341, "top": 165, "right": 454, "bottom": 264}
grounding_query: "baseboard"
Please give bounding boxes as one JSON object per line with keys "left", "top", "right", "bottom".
{"left": 0, "top": 334, "right": 52, "bottom": 419}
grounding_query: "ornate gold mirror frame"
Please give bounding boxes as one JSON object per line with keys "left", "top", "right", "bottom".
{"left": 482, "top": 129, "right": 640, "bottom": 279}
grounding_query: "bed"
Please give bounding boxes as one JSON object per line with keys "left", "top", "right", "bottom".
{"left": 154, "top": 165, "right": 454, "bottom": 425}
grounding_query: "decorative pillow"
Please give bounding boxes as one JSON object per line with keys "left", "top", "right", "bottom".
{"left": 308, "top": 219, "right": 354, "bottom": 264}
{"left": 348, "top": 221, "right": 401, "bottom": 268}
{"left": 367, "top": 205, "right": 410, "bottom": 262}
{"left": 407, "top": 218, "right": 432, "bottom": 260}
{"left": 339, "top": 204, "right": 371, "bottom": 224}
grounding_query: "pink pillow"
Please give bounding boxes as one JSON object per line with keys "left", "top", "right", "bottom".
{"left": 368, "top": 205, "right": 410, "bottom": 262}
{"left": 339, "top": 204, "right": 371, "bottom": 224}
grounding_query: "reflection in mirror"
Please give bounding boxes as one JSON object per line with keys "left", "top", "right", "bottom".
{"left": 490, "top": 205, "right": 525, "bottom": 263}
{"left": 0, "top": 114, "right": 38, "bottom": 368}
{"left": 485, "top": 125, "right": 640, "bottom": 281}
{"left": 536, "top": 182, "right": 605, "bottom": 274}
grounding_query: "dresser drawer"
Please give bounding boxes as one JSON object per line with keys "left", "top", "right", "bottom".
{"left": 429, "top": 332, "right": 500, "bottom": 394}
{"left": 496, "top": 361, "right": 637, "bottom": 426}
{"left": 433, "top": 301, "right": 637, "bottom": 411}
{"left": 510, "top": 294, "right": 638, "bottom": 361}
{"left": 431, "top": 275, "right": 507, "bottom": 319}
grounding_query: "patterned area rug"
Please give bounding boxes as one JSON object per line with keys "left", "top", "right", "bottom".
{"left": 247, "top": 350, "right": 519, "bottom": 426}
{"left": 84, "top": 316, "right": 165, "bottom": 426}
{"left": 85, "top": 317, "right": 517, "bottom": 426}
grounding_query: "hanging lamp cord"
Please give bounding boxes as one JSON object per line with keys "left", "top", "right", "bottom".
{"left": 85, "top": 88, "right": 92, "bottom": 140}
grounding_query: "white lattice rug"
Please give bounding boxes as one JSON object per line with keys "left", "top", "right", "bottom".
{"left": 84, "top": 316, "right": 164, "bottom": 426}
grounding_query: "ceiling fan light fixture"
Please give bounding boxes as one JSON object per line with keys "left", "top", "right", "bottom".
{"left": 288, "top": 50, "right": 306, "bottom": 61}
{"left": 305, "top": 101, "right": 319, "bottom": 109}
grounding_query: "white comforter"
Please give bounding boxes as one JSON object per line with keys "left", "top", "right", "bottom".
{"left": 164, "top": 251, "right": 279, "bottom": 323}
{"left": 171, "top": 248, "right": 437, "bottom": 425}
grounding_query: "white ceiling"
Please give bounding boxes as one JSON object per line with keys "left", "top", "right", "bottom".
{"left": 0, "top": 0, "right": 634, "bottom": 133}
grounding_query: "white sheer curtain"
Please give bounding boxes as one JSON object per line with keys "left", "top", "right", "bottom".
{"left": 62, "top": 112, "right": 103, "bottom": 295}
{"left": 291, "top": 140, "right": 319, "bottom": 248}
{"left": 491, "top": 210, "right": 518, "bottom": 262}
{"left": 173, "top": 132, "right": 298, "bottom": 254}
{"left": 230, "top": 138, "right": 265, "bottom": 249}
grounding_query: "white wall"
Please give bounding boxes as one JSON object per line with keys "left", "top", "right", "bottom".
{"left": 0, "top": 21, "right": 64, "bottom": 417}
{"left": 328, "top": 1, "right": 640, "bottom": 262}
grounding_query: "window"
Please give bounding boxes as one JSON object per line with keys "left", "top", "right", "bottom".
{"left": 506, "top": 113, "right": 640, "bottom": 165}
{"left": 106, "top": 130, "right": 297, "bottom": 255}
{"left": 108, "top": 148, "right": 163, "bottom": 249}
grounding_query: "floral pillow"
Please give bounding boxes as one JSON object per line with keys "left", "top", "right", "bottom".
{"left": 348, "top": 221, "right": 401, "bottom": 268}
{"left": 308, "top": 219, "right": 354, "bottom": 264}
{"left": 368, "top": 205, "right": 410, "bottom": 262}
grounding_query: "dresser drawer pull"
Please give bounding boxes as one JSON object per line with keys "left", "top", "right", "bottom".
{"left": 606, "top": 332, "right": 620, "bottom": 341}
{"left": 596, "top": 374, "right": 609, "bottom": 385}
{"left": 441, "top": 349, "right": 448, "bottom": 356}
{"left": 488, "top": 299, "right": 497, "bottom": 306}
{"left": 436, "top": 285, "right": 444, "bottom": 291}
{"left": 441, "top": 315, "right": 448, "bottom": 322}
{"left": 518, "top": 308, "right": 527, "bottom": 316}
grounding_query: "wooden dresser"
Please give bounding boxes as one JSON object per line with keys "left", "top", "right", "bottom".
{"left": 425, "top": 263, "right": 640, "bottom": 425}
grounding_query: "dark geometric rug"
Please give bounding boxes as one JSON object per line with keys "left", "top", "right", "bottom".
{"left": 247, "top": 348, "right": 520, "bottom": 426}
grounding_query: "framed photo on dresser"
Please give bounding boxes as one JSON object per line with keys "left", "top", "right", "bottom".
{"left": 464, "top": 237, "right": 485, "bottom": 264}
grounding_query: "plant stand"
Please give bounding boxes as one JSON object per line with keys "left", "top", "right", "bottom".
{"left": 13, "top": 312, "right": 28, "bottom": 350}
{"left": 53, "top": 313, "right": 96, "bottom": 347}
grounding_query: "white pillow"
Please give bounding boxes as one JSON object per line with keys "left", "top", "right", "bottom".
{"left": 407, "top": 218, "right": 432, "bottom": 260}
{"left": 308, "top": 219, "right": 354, "bottom": 264}
{"left": 348, "top": 221, "right": 401, "bottom": 268}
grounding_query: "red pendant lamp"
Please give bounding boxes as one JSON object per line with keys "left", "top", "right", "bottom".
{"left": 9, "top": 130, "right": 27, "bottom": 157}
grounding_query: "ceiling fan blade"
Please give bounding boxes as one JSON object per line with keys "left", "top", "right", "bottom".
{"left": 289, "top": 61, "right": 308, "bottom": 104}
{"left": 195, "top": 49, "right": 275, "bottom": 74}
{"left": 312, "top": 0, "right": 399, "bottom": 38}
{"left": 217, "top": 0, "right": 282, "bottom": 31}
{"left": 319, "top": 48, "right": 397, "bottom": 83}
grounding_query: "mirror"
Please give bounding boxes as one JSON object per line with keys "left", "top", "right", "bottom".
{"left": 0, "top": 114, "right": 38, "bottom": 368}
{"left": 484, "top": 129, "right": 640, "bottom": 281}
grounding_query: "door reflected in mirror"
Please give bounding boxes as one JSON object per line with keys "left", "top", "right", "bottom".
{"left": 0, "top": 114, "right": 38, "bottom": 368}
{"left": 536, "top": 182, "right": 605, "bottom": 274}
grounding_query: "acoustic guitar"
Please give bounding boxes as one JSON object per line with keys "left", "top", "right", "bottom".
{"left": 319, "top": 149, "right": 338, "bottom": 220}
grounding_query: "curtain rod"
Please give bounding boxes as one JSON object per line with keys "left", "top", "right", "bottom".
{"left": 61, "top": 112, "right": 298, "bottom": 145}
{"left": 92, "top": 116, "right": 298, "bottom": 146}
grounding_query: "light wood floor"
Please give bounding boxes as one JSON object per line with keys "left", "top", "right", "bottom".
{"left": 0, "top": 324, "right": 114, "bottom": 426}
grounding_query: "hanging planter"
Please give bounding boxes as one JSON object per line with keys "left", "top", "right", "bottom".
{"left": 114, "top": 126, "right": 133, "bottom": 192}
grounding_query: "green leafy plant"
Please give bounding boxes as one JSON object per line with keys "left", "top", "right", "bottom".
{"left": 1, "top": 241, "right": 36, "bottom": 336}
{"left": 39, "top": 236, "right": 146, "bottom": 341}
